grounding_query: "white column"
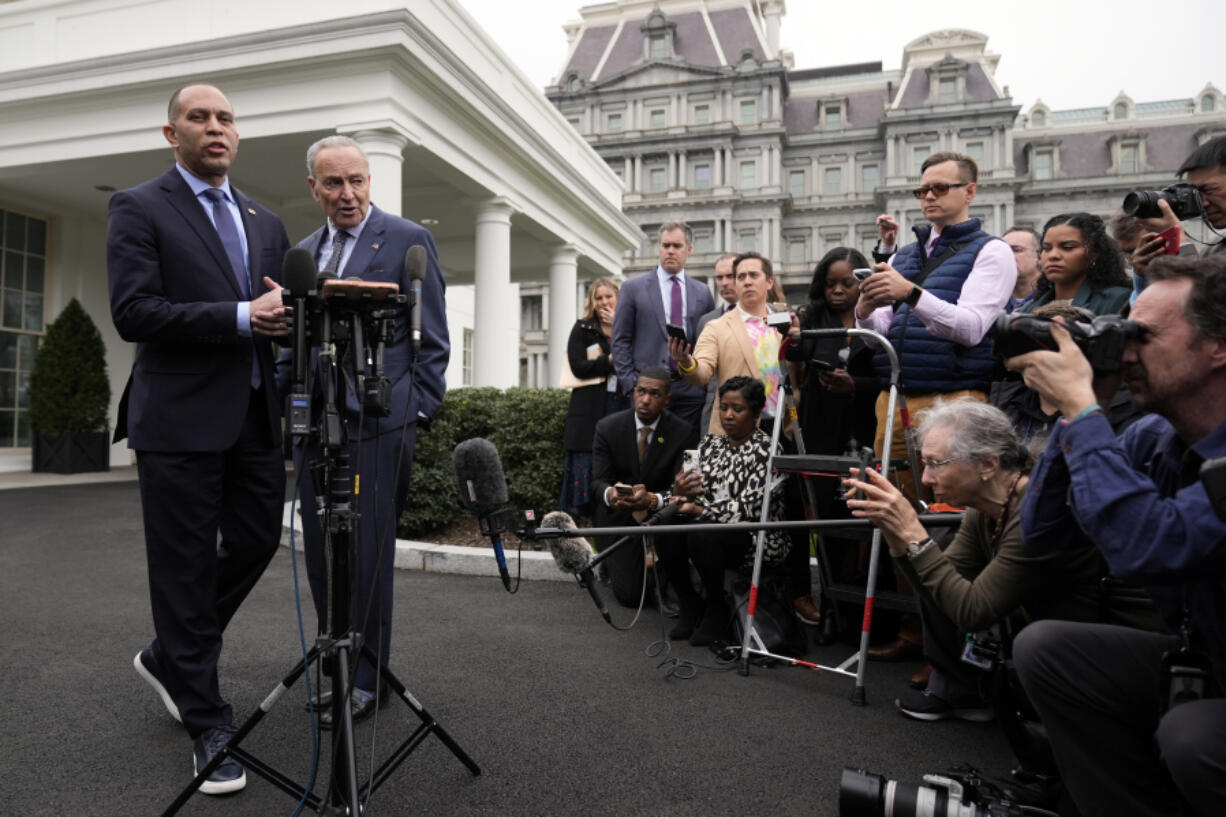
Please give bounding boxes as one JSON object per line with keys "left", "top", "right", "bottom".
{"left": 668, "top": 152, "right": 677, "bottom": 189}
{"left": 634, "top": 155, "right": 643, "bottom": 192}
{"left": 474, "top": 197, "right": 518, "bottom": 387}
{"left": 547, "top": 245, "right": 579, "bottom": 387}
{"left": 350, "top": 129, "right": 410, "bottom": 216}
{"left": 678, "top": 151, "right": 687, "bottom": 189}
{"left": 623, "top": 156, "right": 631, "bottom": 187}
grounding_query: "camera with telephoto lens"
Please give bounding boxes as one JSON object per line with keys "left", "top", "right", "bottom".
{"left": 1122, "top": 182, "right": 1205, "bottom": 220}
{"left": 839, "top": 767, "right": 1031, "bottom": 817}
{"left": 993, "top": 312, "right": 1142, "bottom": 375}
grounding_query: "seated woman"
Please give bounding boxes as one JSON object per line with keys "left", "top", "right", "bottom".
{"left": 843, "top": 399, "right": 1162, "bottom": 722}
{"left": 1017, "top": 212, "right": 1132, "bottom": 316}
{"left": 660, "top": 376, "right": 791, "bottom": 646}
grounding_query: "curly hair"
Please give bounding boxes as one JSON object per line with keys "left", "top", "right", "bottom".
{"left": 1035, "top": 212, "right": 1130, "bottom": 298}
{"left": 717, "top": 375, "right": 766, "bottom": 416}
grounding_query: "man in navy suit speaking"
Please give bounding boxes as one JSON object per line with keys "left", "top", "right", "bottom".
{"left": 108, "top": 83, "right": 291, "bottom": 795}
{"left": 292, "top": 135, "right": 450, "bottom": 727}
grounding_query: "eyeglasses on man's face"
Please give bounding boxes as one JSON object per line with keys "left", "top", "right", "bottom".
{"left": 911, "top": 182, "right": 969, "bottom": 199}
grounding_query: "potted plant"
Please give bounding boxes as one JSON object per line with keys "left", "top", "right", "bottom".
{"left": 28, "top": 298, "right": 112, "bottom": 473}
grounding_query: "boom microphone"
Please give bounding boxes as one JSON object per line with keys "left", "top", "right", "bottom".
{"left": 405, "top": 245, "right": 426, "bottom": 357}
{"left": 541, "top": 510, "right": 610, "bottom": 625}
{"left": 453, "top": 437, "right": 513, "bottom": 590}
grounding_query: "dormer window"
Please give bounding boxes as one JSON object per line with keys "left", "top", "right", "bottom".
{"left": 1114, "top": 102, "right": 1129, "bottom": 120}
{"left": 925, "top": 54, "right": 967, "bottom": 106}
{"left": 1031, "top": 109, "right": 1047, "bottom": 127}
{"left": 641, "top": 7, "right": 676, "bottom": 61}
{"left": 824, "top": 104, "right": 842, "bottom": 130}
{"left": 1204, "top": 96, "right": 1217, "bottom": 113}
{"left": 938, "top": 78, "right": 956, "bottom": 104}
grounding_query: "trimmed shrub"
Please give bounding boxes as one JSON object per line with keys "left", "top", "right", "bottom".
{"left": 400, "top": 386, "right": 570, "bottom": 537}
{"left": 28, "top": 298, "right": 111, "bottom": 434}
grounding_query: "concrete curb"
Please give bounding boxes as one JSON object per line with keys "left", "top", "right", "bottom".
{"left": 281, "top": 501, "right": 575, "bottom": 583}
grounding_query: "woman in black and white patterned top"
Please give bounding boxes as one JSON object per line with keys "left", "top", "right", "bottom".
{"left": 659, "top": 376, "right": 791, "bottom": 646}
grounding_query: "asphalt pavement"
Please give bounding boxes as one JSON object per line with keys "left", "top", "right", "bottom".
{"left": 2, "top": 480, "right": 1014, "bottom": 816}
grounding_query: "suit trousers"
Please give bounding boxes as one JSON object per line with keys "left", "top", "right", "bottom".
{"left": 136, "top": 386, "right": 284, "bottom": 738}
{"left": 1014, "top": 619, "right": 1226, "bottom": 817}
{"left": 296, "top": 428, "right": 415, "bottom": 692}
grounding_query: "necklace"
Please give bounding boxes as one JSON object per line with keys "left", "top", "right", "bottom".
{"left": 989, "top": 472, "right": 1023, "bottom": 551}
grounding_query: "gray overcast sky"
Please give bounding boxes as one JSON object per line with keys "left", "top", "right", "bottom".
{"left": 456, "top": 0, "right": 1223, "bottom": 111}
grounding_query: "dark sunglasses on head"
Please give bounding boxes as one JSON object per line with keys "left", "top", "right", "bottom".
{"left": 911, "top": 182, "right": 969, "bottom": 199}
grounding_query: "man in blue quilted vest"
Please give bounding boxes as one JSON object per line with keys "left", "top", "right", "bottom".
{"left": 854, "top": 152, "right": 1016, "bottom": 504}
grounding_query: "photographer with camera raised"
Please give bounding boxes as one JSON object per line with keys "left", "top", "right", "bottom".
{"left": 843, "top": 400, "right": 1161, "bottom": 723}
{"left": 1005, "top": 254, "right": 1226, "bottom": 817}
{"left": 1127, "top": 135, "right": 1226, "bottom": 277}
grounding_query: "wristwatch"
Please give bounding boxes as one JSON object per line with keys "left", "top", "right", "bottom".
{"left": 905, "top": 537, "right": 934, "bottom": 558}
{"left": 905, "top": 285, "right": 923, "bottom": 307}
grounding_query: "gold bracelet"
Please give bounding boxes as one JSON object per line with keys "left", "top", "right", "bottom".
{"left": 677, "top": 356, "right": 697, "bottom": 374}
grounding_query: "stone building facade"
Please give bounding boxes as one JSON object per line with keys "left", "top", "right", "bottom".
{"left": 517, "top": 0, "right": 1225, "bottom": 385}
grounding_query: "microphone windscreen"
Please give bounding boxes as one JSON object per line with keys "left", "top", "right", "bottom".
{"left": 540, "top": 510, "right": 593, "bottom": 574}
{"left": 282, "top": 247, "right": 317, "bottom": 296}
{"left": 453, "top": 437, "right": 509, "bottom": 515}
{"left": 405, "top": 244, "right": 428, "bottom": 282}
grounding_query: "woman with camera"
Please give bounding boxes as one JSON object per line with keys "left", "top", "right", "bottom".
{"left": 660, "top": 377, "right": 792, "bottom": 646}
{"left": 843, "top": 399, "right": 1161, "bottom": 722}
{"left": 1017, "top": 212, "right": 1132, "bottom": 316}
{"left": 558, "top": 277, "right": 627, "bottom": 517}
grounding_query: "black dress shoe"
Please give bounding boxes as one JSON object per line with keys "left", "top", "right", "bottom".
{"left": 318, "top": 687, "right": 390, "bottom": 730}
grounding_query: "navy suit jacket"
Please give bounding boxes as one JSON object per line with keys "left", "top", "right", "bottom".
{"left": 295, "top": 204, "right": 449, "bottom": 439}
{"left": 611, "top": 269, "right": 714, "bottom": 401}
{"left": 108, "top": 166, "right": 290, "bottom": 452}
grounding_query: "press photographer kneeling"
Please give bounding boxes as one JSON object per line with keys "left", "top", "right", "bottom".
{"left": 1005, "top": 254, "right": 1226, "bottom": 817}
{"left": 843, "top": 401, "right": 1162, "bottom": 726}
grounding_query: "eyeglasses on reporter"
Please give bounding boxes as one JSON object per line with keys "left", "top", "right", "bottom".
{"left": 911, "top": 182, "right": 970, "bottom": 199}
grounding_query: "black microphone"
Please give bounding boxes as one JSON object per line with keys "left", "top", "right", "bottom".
{"left": 453, "top": 437, "right": 513, "bottom": 591}
{"left": 282, "top": 248, "right": 317, "bottom": 439}
{"left": 540, "top": 510, "right": 610, "bottom": 625}
{"left": 405, "top": 245, "right": 426, "bottom": 357}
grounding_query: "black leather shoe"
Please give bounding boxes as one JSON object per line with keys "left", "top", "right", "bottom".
{"left": 192, "top": 725, "right": 245, "bottom": 795}
{"left": 318, "top": 687, "right": 390, "bottom": 730}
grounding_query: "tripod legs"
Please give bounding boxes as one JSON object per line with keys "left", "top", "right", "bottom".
{"left": 160, "top": 639, "right": 480, "bottom": 816}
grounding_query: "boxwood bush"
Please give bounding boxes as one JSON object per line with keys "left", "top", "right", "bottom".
{"left": 400, "top": 386, "right": 570, "bottom": 537}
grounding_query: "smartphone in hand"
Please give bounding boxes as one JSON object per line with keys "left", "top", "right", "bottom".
{"left": 666, "top": 323, "right": 687, "bottom": 343}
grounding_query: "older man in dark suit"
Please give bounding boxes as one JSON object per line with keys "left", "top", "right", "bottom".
{"left": 591, "top": 367, "right": 699, "bottom": 608}
{"left": 292, "top": 135, "right": 450, "bottom": 727}
{"left": 611, "top": 222, "right": 715, "bottom": 429}
{"left": 109, "top": 82, "right": 290, "bottom": 795}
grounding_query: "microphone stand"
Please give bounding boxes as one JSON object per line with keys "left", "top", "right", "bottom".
{"left": 162, "top": 285, "right": 479, "bottom": 817}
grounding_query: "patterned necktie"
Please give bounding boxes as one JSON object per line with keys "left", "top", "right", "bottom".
{"left": 321, "top": 229, "right": 350, "bottom": 277}
{"left": 201, "top": 187, "right": 250, "bottom": 298}
{"left": 638, "top": 426, "right": 651, "bottom": 463}
{"left": 668, "top": 275, "right": 683, "bottom": 374}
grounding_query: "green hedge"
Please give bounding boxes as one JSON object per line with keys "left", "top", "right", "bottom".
{"left": 400, "top": 386, "right": 570, "bottom": 537}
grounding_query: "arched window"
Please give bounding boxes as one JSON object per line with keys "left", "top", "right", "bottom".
{"left": 1031, "top": 110, "right": 1046, "bottom": 127}
{"left": 1203, "top": 96, "right": 1217, "bottom": 113}
{"left": 1114, "top": 102, "right": 1128, "bottom": 120}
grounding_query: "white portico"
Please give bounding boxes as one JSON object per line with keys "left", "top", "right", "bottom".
{"left": 0, "top": 0, "right": 640, "bottom": 461}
